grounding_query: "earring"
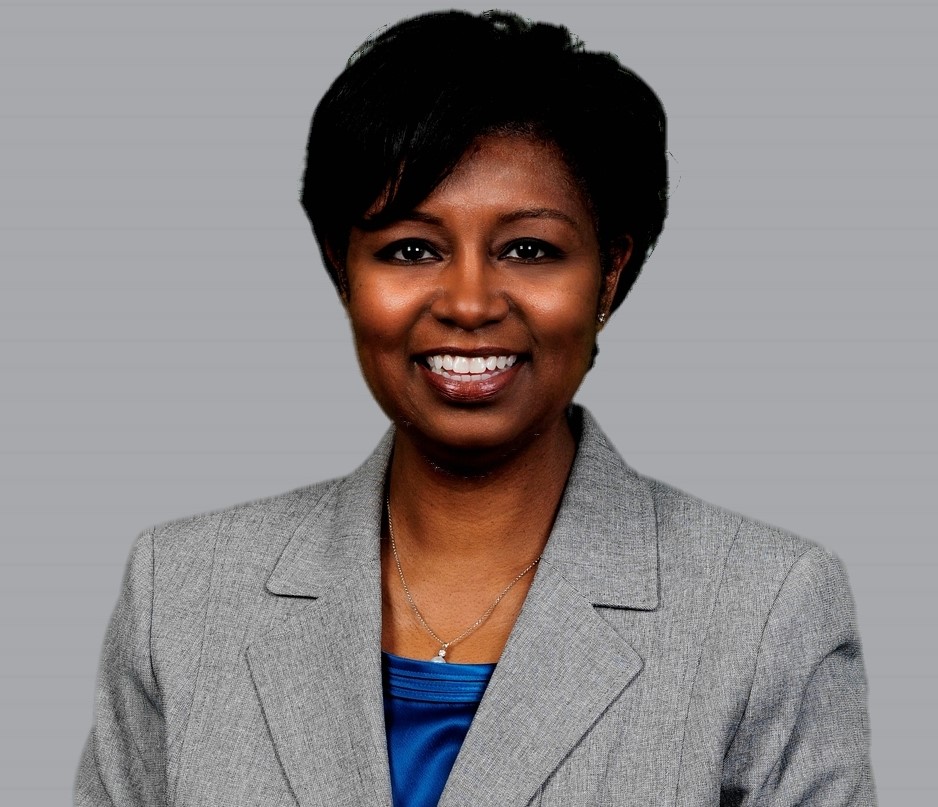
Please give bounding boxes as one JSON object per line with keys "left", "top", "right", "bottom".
{"left": 597, "top": 312, "right": 606, "bottom": 326}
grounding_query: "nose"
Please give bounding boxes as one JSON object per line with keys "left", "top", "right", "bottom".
{"left": 429, "top": 249, "right": 509, "bottom": 330}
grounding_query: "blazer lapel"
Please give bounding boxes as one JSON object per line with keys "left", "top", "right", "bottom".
{"left": 246, "top": 407, "right": 657, "bottom": 807}
{"left": 246, "top": 431, "right": 395, "bottom": 807}
{"left": 440, "top": 408, "right": 659, "bottom": 807}
{"left": 438, "top": 562, "right": 644, "bottom": 807}
{"left": 247, "top": 578, "right": 390, "bottom": 807}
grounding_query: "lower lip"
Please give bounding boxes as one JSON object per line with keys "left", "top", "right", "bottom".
{"left": 417, "top": 361, "right": 522, "bottom": 403}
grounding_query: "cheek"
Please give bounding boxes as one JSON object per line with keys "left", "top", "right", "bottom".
{"left": 347, "top": 281, "right": 416, "bottom": 346}
{"left": 525, "top": 278, "right": 600, "bottom": 348}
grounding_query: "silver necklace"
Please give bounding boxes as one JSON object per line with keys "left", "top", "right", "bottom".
{"left": 385, "top": 495, "right": 541, "bottom": 663}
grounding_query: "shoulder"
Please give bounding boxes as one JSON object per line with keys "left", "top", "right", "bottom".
{"left": 645, "top": 471, "right": 839, "bottom": 566}
{"left": 118, "top": 476, "right": 344, "bottom": 604}
{"left": 641, "top": 473, "right": 853, "bottom": 624}
{"left": 119, "top": 422, "right": 395, "bottom": 607}
{"left": 638, "top": 475, "right": 866, "bottom": 734}
{"left": 151, "top": 477, "right": 340, "bottom": 556}
{"left": 569, "top": 407, "right": 853, "bottom": 617}
{"left": 626, "top": 483, "right": 873, "bottom": 803}
{"left": 111, "top": 477, "right": 350, "bottom": 705}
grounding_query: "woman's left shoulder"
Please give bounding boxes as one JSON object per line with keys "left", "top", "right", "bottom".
{"left": 642, "top": 474, "right": 855, "bottom": 612}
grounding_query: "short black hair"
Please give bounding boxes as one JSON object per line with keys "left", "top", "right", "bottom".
{"left": 300, "top": 9, "right": 667, "bottom": 313}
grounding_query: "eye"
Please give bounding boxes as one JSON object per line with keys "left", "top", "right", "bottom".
{"left": 375, "top": 239, "right": 439, "bottom": 263}
{"left": 501, "top": 239, "right": 561, "bottom": 262}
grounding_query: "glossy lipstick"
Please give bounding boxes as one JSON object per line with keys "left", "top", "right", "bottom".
{"left": 415, "top": 349, "right": 524, "bottom": 403}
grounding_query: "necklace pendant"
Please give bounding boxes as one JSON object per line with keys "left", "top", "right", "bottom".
{"left": 429, "top": 648, "right": 447, "bottom": 664}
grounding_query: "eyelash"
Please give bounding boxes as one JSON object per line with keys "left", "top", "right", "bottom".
{"left": 502, "top": 239, "right": 563, "bottom": 262}
{"left": 375, "top": 238, "right": 562, "bottom": 264}
{"left": 375, "top": 240, "right": 439, "bottom": 263}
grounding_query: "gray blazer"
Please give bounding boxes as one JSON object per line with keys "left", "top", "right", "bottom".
{"left": 75, "top": 407, "right": 875, "bottom": 806}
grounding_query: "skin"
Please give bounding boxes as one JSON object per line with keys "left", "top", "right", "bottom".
{"left": 343, "top": 134, "right": 631, "bottom": 663}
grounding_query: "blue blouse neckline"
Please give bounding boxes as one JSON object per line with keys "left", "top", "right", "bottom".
{"left": 382, "top": 650, "right": 496, "bottom": 703}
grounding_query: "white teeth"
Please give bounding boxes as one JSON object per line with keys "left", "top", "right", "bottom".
{"left": 423, "top": 353, "right": 519, "bottom": 381}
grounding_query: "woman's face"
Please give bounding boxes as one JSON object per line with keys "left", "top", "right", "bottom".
{"left": 344, "top": 134, "right": 624, "bottom": 462}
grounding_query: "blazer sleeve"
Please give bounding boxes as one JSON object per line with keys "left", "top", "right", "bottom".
{"left": 721, "top": 545, "right": 876, "bottom": 806}
{"left": 74, "top": 530, "right": 168, "bottom": 806}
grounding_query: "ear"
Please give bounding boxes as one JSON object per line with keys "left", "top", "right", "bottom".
{"left": 597, "top": 235, "right": 633, "bottom": 329}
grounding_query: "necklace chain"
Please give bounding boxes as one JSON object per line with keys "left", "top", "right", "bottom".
{"left": 385, "top": 495, "right": 541, "bottom": 662}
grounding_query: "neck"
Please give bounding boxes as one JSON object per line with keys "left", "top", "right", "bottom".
{"left": 385, "top": 412, "right": 577, "bottom": 574}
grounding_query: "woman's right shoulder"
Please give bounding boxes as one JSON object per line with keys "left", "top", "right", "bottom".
{"left": 124, "top": 476, "right": 345, "bottom": 590}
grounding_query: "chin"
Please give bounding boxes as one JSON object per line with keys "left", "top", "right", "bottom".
{"left": 397, "top": 413, "right": 555, "bottom": 472}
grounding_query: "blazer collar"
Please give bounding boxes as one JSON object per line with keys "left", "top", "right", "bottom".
{"left": 265, "top": 405, "right": 659, "bottom": 611}
{"left": 252, "top": 405, "right": 659, "bottom": 807}
{"left": 264, "top": 425, "right": 393, "bottom": 598}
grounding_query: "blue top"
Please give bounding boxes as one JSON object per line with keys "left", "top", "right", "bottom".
{"left": 382, "top": 651, "right": 496, "bottom": 807}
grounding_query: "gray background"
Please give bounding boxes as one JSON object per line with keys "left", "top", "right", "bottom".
{"left": 1, "top": 0, "right": 934, "bottom": 803}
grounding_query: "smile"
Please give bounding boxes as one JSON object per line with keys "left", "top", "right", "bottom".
{"left": 423, "top": 354, "right": 517, "bottom": 382}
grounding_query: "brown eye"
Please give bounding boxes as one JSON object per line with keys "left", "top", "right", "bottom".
{"left": 502, "top": 239, "right": 561, "bottom": 262}
{"left": 376, "top": 240, "right": 439, "bottom": 263}
{"left": 398, "top": 243, "right": 430, "bottom": 261}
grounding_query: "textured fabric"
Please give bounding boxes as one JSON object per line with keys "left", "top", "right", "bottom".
{"left": 74, "top": 405, "right": 876, "bottom": 806}
{"left": 382, "top": 651, "right": 495, "bottom": 807}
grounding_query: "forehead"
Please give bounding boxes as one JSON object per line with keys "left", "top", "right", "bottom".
{"left": 419, "top": 135, "right": 591, "bottom": 220}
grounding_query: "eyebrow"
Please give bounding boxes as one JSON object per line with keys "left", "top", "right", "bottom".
{"left": 497, "top": 207, "right": 580, "bottom": 228}
{"left": 361, "top": 206, "right": 580, "bottom": 230}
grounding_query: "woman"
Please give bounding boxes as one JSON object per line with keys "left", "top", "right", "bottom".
{"left": 75, "top": 10, "right": 875, "bottom": 807}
